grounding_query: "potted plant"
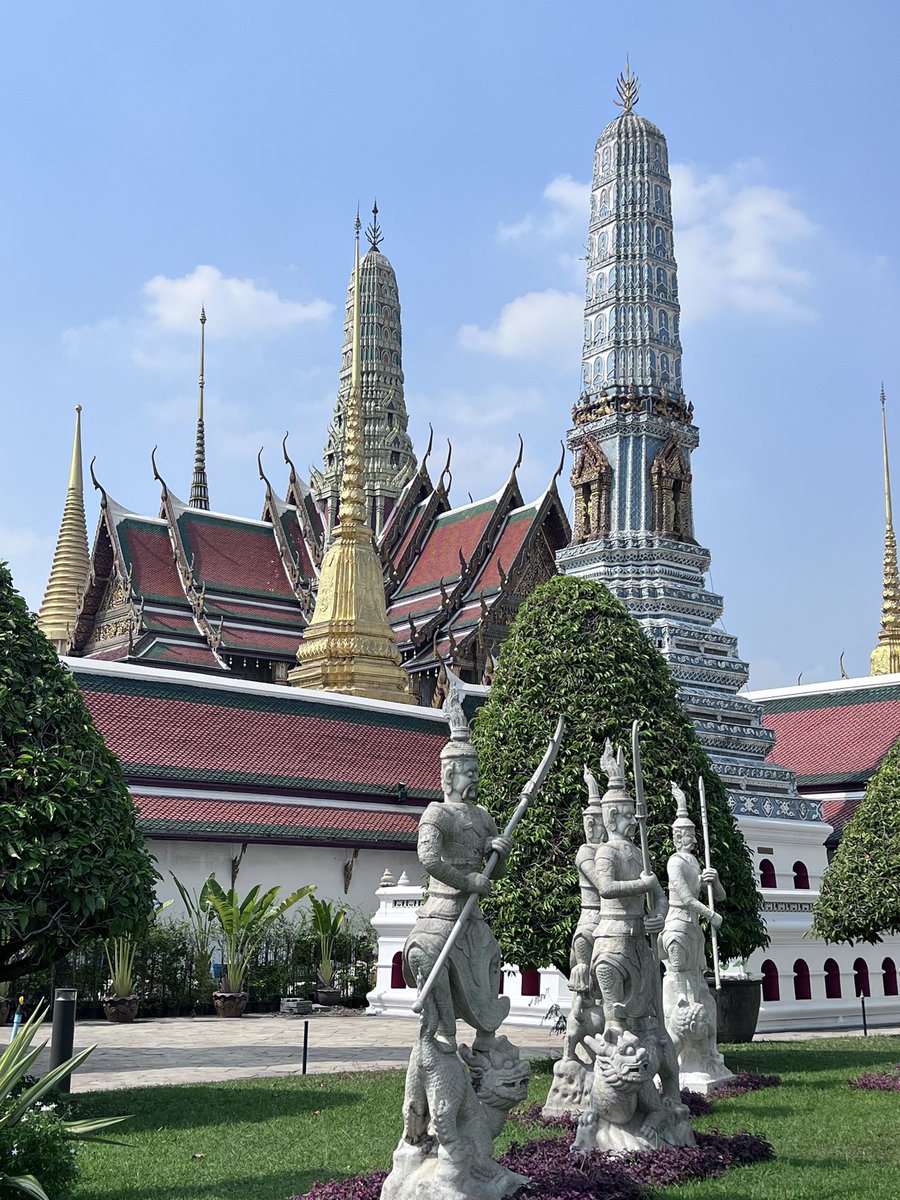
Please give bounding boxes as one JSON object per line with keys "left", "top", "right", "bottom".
{"left": 201, "top": 875, "right": 315, "bottom": 1017}
{"left": 171, "top": 873, "right": 219, "bottom": 1013}
{"left": 101, "top": 899, "right": 173, "bottom": 1023}
{"left": 310, "top": 897, "right": 347, "bottom": 1006}
{"left": 101, "top": 936, "right": 140, "bottom": 1023}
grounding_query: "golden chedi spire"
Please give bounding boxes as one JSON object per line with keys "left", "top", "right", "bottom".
{"left": 871, "top": 386, "right": 900, "bottom": 674}
{"left": 37, "top": 405, "right": 91, "bottom": 652}
{"left": 289, "top": 216, "right": 414, "bottom": 704}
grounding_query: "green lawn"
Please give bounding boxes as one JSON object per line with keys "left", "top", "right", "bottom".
{"left": 67, "top": 1036, "right": 900, "bottom": 1200}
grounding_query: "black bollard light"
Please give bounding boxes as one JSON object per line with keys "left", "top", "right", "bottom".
{"left": 861, "top": 994, "right": 869, "bottom": 1037}
{"left": 48, "top": 988, "right": 77, "bottom": 1093}
{"left": 302, "top": 1018, "right": 309, "bottom": 1075}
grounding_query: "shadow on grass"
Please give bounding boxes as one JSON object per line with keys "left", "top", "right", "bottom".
{"left": 719, "top": 1045, "right": 899, "bottom": 1077}
{"left": 71, "top": 1082, "right": 361, "bottom": 1132}
{"left": 77, "top": 1167, "right": 357, "bottom": 1200}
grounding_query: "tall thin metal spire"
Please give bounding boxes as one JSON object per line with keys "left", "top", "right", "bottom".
{"left": 289, "top": 214, "right": 413, "bottom": 703}
{"left": 366, "top": 199, "right": 383, "bottom": 251}
{"left": 37, "top": 405, "right": 91, "bottom": 652}
{"left": 871, "top": 385, "right": 900, "bottom": 674}
{"left": 190, "top": 306, "right": 210, "bottom": 510}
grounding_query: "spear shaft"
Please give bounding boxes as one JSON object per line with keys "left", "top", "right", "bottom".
{"left": 631, "top": 720, "right": 664, "bottom": 1017}
{"left": 698, "top": 775, "right": 722, "bottom": 991}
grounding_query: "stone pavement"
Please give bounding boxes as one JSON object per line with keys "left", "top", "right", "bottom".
{"left": 30, "top": 1011, "right": 900, "bottom": 1094}
{"left": 32, "top": 1011, "right": 563, "bottom": 1093}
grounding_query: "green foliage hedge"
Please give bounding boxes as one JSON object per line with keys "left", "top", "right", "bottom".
{"left": 812, "top": 737, "right": 900, "bottom": 944}
{"left": 0, "top": 560, "right": 157, "bottom": 981}
{"left": 473, "top": 575, "right": 766, "bottom": 973}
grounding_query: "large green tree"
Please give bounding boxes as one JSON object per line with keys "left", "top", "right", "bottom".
{"left": 0, "top": 561, "right": 157, "bottom": 980}
{"left": 473, "top": 575, "right": 766, "bottom": 974}
{"left": 811, "top": 738, "right": 900, "bottom": 944}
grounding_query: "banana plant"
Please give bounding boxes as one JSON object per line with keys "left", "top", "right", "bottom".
{"left": 200, "top": 876, "right": 316, "bottom": 994}
{"left": 0, "top": 1005, "right": 129, "bottom": 1199}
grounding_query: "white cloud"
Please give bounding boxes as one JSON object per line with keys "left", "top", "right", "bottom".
{"left": 491, "top": 160, "right": 817, "bottom": 328}
{"left": 142, "top": 265, "right": 333, "bottom": 338}
{"left": 459, "top": 290, "right": 582, "bottom": 362}
{"left": 497, "top": 174, "right": 590, "bottom": 242}
{"left": 670, "top": 162, "right": 816, "bottom": 322}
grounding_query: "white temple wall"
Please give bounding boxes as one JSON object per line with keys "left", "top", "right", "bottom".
{"left": 149, "top": 837, "right": 419, "bottom": 921}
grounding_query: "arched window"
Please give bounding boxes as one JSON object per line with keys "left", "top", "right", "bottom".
{"left": 608, "top": 307, "right": 618, "bottom": 335}
{"left": 762, "top": 959, "right": 780, "bottom": 1001}
{"left": 792, "top": 861, "right": 810, "bottom": 890}
{"left": 391, "top": 951, "right": 406, "bottom": 989}
{"left": 521, "top": 968, "right": 541, "bottom": 998}
{"left": 593, "top": 360, "right": 603, "bottom": 384}
{"left": 596, "top": 272, "right": 606, "bottom": 296}
{"left": 387, "top": 409, "right": 395, "bottom": 428}
{"left": 824, "top": 958, "right": 841, "bottom": 999}
{"left": 658, "top": 310, "right": 669, "bottom": 342}
{"left": 793, "top": 959, "right": 812, "bottom": 1001}
{"left": 759, "top": 859, "right": 777, "bottom": 888}
{"left": 584, "top": 319, "right": 591, "bottom": 344}
{"left": 646, "top": 306, "right": 654, "bottom": 332}
{"left": 882, "top": 957, "right": 898, "bottom": 996}
{"left": 390, "top": 451, "right": 400, "bottom": 468}
{"left": 660, "top": 353, "right": 670, "bottom": 384}
{"left": 656, "top": 267, "right": 668, "bottom": 297}
{"left": 582, "top": 362, "right": 591, "bottom": 387}
{"left": 595, "top": 313, "right": 605, "bottom": 342}
{"left": 654, "top": 184, "right": 664, "bottom": 213}
{"left": 655, "top": 227, "right": 667, "bottom": 257}
{"left": 600, "top": 189, "right": 610, "bottom": 216}
{"left": 601, "top": 147, "right": 610, "bottom": 172}
{"left": 675, "top": 359, "right": 683, "bottom": 388}
{"left": 648, "top": 349, "right": 657, "bottom": 381}
{"left": 853, "top": 959, "right": 871, "bottom": 998}
{"left": 608, "top": 267, "right": 617, "bottom": 289}
{"left": 607, "top": 352, "right": 617, "bottom": 383}
{"left": 585, "top": 275, "right": 593, "bottom": 299}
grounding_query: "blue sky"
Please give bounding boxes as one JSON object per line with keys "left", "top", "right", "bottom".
{"left": 2, "top": 1, "right": 897, "bottom": 688}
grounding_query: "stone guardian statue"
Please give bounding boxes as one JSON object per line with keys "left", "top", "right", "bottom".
{"left": 381, "top": 685, "right": 563, "bottom": 1200}
{"left": 660, "top": 782, "right": 734, "bottom": 1093}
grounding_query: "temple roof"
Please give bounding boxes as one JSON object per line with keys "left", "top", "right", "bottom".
{"left": 753, "top": 674, "right": 900, "bottom": 789}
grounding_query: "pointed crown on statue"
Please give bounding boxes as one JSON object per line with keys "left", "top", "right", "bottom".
{"left": 441, "top": 679, "right": 477, "bottom": 761}
{"left": 599, "top": 738, "right": 632, "bottom": 808}
{"left": 670, "top": 781, "right": 696, "bottom": 831}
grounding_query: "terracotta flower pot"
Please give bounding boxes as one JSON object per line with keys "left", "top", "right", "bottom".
{"left": 213, "top": 991, "right": 249, "bottom": 1018}
{"left": 102, "top": 995, "right": 140, "bottom": 1023}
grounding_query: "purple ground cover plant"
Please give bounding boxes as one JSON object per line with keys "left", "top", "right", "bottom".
{"left": 848, "top": 1063, "right": 900, "bottom": 1092}
{"left": 678, "top": 1089, "right": 713, "bottom": 1117}
{"left": 290, "top": 1129, "right": 774, "bottom": 1200}
{"left": 711, "top": 1071, "right": 782, "bottom": 1098}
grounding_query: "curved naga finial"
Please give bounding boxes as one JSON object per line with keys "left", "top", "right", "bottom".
{"left": 421, "top": 423, "right": 435, "bottom": 469}
{"left": 439, "top": 439, "right": 453, "bottom": 493}
{"left": 257, "top": 447, "right": 272, "bottom": 489}
{"left": 89, "top": 456, "right": 108, "bottom": 509}
{"left": 553, "top": 440, "right": 566, "bottom": 484}
{"left": 150, "top": 445, "right": 168, "bottom": 501}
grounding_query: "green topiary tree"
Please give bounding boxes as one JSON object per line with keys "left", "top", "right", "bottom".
{"left": 473, "top": 575, "right": 766, "bottom": 974}
{"left": 0, "top": 560, "right": 157, "bottom": 981}
{"left": 811, "top": 738, "right": 900, "bottom": 944}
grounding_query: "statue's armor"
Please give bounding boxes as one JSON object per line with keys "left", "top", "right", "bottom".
{"left": 591, "top": 840, "right": 660, "bottom": 1028}
{"left": 571, "top": 841, "right": 602, "bottom": 976}
{"left": 662, "top": 851, "right": 717, "bottom": 983}
{"left": 403, "top": 799, "right": 509, "bottom": 1036}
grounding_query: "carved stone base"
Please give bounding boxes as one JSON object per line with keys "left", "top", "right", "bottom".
{"left": 573, "top": 1096, "right": 695, "bottom": 1154}
{"left": 542, "top": 1056, "right": 593, "bottom": 1119}
{"left": 380, "top": 1141, "right": 527, "bottom": 1200}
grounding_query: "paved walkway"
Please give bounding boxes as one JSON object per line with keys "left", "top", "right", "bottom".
{"left": 33, "top": 1011, "right": 562, "bottom": 1093}
{"left": 31, "top": 1011, "right": 900, "bottom": 1094}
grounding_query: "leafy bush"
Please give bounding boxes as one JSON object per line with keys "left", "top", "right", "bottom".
{"left": 812, "top": 737, "right": 900, "bottom": 943}
{"left": 0, "top": 560, "right": 157, "bottom": 981}
{"left": 472, "top": 575, "right": 766, "bottom": 973}
{"left": 0, "top": 1104, "right": 78, "bottom": 1197}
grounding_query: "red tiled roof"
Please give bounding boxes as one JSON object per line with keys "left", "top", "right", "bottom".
{"left": 143, "top": 611, "right": 201, "bottom": 634}
{"left": 762, "top": 694, "right": 900, "bottom": 785}
{"left": 278, "top": 508, "right": 315, "bottom": 579}
{"left": 75, "top": 667, "right": 445, "bottom": 798}
{"left": 473, "top": 506, "right": 537, "bottom": 591}
{"left": 397, "top": 500, "right": 497, "bottom": 595}
{"left": 117, "top": 520, "right": 184, "bottom": 602}
{"left": 205, "top": 597, "right": 306, "bottom": 629}
{"left": 134, "top": 794, "right": 419, "bottom": 845}
{"left": 177, "top": 512, "right": 294, "bottom": 599}
{"left": 822, "top": 797, "right": 861, "bottom": 836}
{"left": 138, "top": 640, "right": 222, "bottom": 668}
{"left": 218, "top": 624, "right": 302, "bottom": 656}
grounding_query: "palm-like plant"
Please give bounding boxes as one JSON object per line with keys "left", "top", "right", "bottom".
{"left": 103, "top": 936, "right": 137, "bottom": 998}
{"left": 201, "top": 876, "right": 315, "bottom": 994}
{"left": 0, "top": 1005, "right": 128, "bottom": 1199}
{"left": 309, "top": 897, "right": 347, "bottom": 989}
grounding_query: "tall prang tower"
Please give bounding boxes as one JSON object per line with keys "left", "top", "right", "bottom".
{"left": 311, "top": 204, "right": 416, "bottom": 539}
{"left": 558, "top": 68, "right": 816, "bottom": 826}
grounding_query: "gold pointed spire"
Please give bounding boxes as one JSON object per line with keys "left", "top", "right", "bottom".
{"left": 37, "top": 405, "right": 91, "bottom": 652}
{"left": 614, "top": 58, "right": 640, "bottom": 114}
{"left": 289, "top": 216, "right": 413, "bottom": 704}
{"left": 871, "top": 386, "right": 900, "bottom": 674}
{"left": 190, "top": 307, "right": 210, "bottom": 510}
